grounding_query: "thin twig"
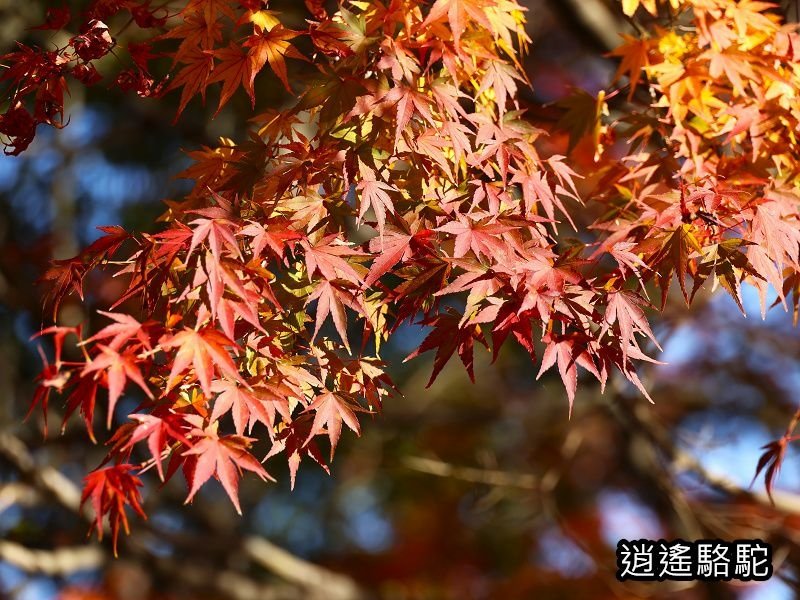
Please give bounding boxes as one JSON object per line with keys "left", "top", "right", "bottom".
{"left": 626, "top": 400, "right": 800, "bottom": 515}
{"left": 403, "top": 455, "right": 540, "bottom": 490}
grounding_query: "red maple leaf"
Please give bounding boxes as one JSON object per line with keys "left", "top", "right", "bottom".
{"left": 266, "top": 414, "right": 329, "bottom": 489}
{"left": 603, "top": 290, "right": 660, "bottom": 360}
{"left": 187, "top": 209, "right": 242, "bottom": 262}
{"left": 751, "top": 436, "right": 794, "bottom": 504}
{"left": 124, "top": 412, "right": 192, "bottom": 480}
{"left": 536, "top": 334, "right": 602, "bottom": 416}
{"left": 85, "top": 311, "right": 153, "bottom": 351}
{"left": 302, "top": 235, "right": 365, "bottom": 284}
{"left": 305, "top": 391, "right": 362, "bottom": 459}
{"left": 183, "top": 423, "right": 273, "bottom": 514}
{"left": 405, "top": 311, "right": 489, "bottom": 387}
{"left": 82, "top": 345, "right": 154, "bottom": 428}
{"left": 160, "top": 327, "right": 242, "bottom": 397}
{"left": 81, "top": 464, "right": 146, "bottom": 555}
{"left": 357, "top": 163, "right": 397, "bottom": 237}
{"left": 209, "top": 378, "right": 291, "bottom": 436}
{"left": 239, "top": 219, "right": 302, "bottom": 263}
{"left": 435, "top": 215, "right": 516, "bottom": 260}
{"left": 306, "top": 280, "right": 364, "bottom": 352}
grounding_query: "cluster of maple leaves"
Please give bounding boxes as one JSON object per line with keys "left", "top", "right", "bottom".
{"left": 4, "top": 0, "right": 800, "bottom": 550}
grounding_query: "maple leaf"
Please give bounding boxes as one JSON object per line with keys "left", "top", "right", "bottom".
{"left": 435, "top": 215, "right": 516, "bottom": 260}
{"left": 378, "top": 37, "right": 420, "bottom": 83}
{"left": 751, "top": 200, "right": 800, "bottom": 272}
{"left": 305, "top": 391, "right": 362, "bottom": 459}
{"left": 746, "top": 244, "right": 783, "bottom": 318}
{"left": 645, "top": 225, "right": 703, "bottom": 309}
{"left": 33, "top": 324, "right": 80, "bottom": 366}
{"left": 182, "top": 0, "right": 237, "bottom": 26}
{"left": 357, "top": 163, "right": 396, "bottom": 238}
{"left": 71, "top": 20, "right": 114, "bottom": 62}
{"left": 266, "top": 414, "right": 329, "bottom": 490}
{"left": 603, "top": 290, "right": 660, "bottom": 360}
{"left": 224, "top": 279, "right": 274, "bottom": 333}
{"left": 303, "top": 235, "right": 365, "bottom": 284}
{"left": 690, "top": 239, "right": 761, "bottom": 315}
{"left": 209, "top": 378, "right": 290, "bottom": 436}
{"left": 125, "top": 412, "right": 192, "bottom": 480}
{"left": 39, "top": 256, "right": 88, "bottom": 318}
{"left": 415, "top": 128, "right": 457, "bottom": 178}
{"left": 603, "top": 241, "right": 649, "bottom": 282}
{"left": 513, "top": 169, "right": 576, "bottom": 229}
{"left": 704, "top": 49, "right": 758, "bottom": 96}
{"left": 0, "top": 104, "right": 37, "bottom": 155}
{"left": 245, "top": 25, "right": 304, "bottom": 92}
{"left": 726, "top": 1, "right": 779, "bottom": 36}
{"left": 82, "top": 345, "right": 154, "bottom": 428}
{"left": 41, "top": 229, "right": 128, "bottom": 313}
{"left": 610, "top": 35, "right": 655, "bottom": 100}
{"left": 168, "top": 48, "right": 215, "bottom": 118}
{"left": 85, "top": 311, "right": 153, "bottom": 351}
{"left": 478, "top": 61, "right": 525, "bottom": 116}
{"left": 380, "top": 85, "right": 436, "bottom": 147}
{"left": 307, "top": 280, "right": 364, "bottom": 353}
{"left": 183, "top": 423, "right": 273, "bottom": 514}
{"left": 209, "top": 43, "right": 252, "bottom": 113}
{"left": 187, "top": 209, "right": 242, "bottom": 262}
{"left": 83, "top": 225, "right": 130, "bottom": 260}
{"left": 63, "top": 376, "right": 99, "bottom": 442}
{"left": 240, "top": 219, "right": 303, "bottom": 262}
{"left": 160, "top": 11, "right": 223, "bottom": 65}
{"left": 422, "top": 0, "right": 494, "bottom": 49}
{"left": 405, "top": 311, "right": 489, "bottom": 387}
{"left": 490, "top": 301, "right": 536, "bottom": 363}
{"left": 28, "top": 346, "right": 72, "bottom": 432}
{"left": 81, "top": 465, "right": 146, "bottom": 555}
{"left": 160, "top": 328, "right": 242, "bottom": 397}
{"left": 536, "top": 334, "right": 602, "bottom": 416}
{"left": 751, "top": 436, "right": 792, "bottom": 505}
{"left": 365, "top": 226, "right": 426, "bottom": 287}
{"left": 391, "top": 260, "right": 450, "bottom": 323}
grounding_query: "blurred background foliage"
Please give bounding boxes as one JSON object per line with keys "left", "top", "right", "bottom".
{"left": 2, "top": 1, "right": 800, "bottom": 599}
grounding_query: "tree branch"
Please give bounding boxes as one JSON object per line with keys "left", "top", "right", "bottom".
{"left": 0, "top": 430, "right": 82, "bottom": 513}
{"left": 244, "top": 538, "right": 368, "bottom": 600}
{"left": 546, "top": 0, "right": 632, "bottom": 53}
{"left": 625, "top": 400, "right": 800, "bottom": 515}
{"left": 0, "top": 541, "right": 105, "bottom": 576}
{"left": 0, "top": 430, "right": 368, "bottom": 600}
{"left": 0, "top": 483, "right": 39, "bottom": 512}
{"left": 403, "top": 455, "right": 540, "bottom": 490}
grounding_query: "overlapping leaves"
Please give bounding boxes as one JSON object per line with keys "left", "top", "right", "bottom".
{"left": 11, "top": 0, "right": 800, "bottom": 548}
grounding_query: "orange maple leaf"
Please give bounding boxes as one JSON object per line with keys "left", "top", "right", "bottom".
{"left": 245, "top": 25, "right": 304, "bottom": 92}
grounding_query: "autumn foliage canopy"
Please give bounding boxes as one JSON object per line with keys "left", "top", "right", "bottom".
{"left": 4, "top": 0, "right": 800, "bottom": 551}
